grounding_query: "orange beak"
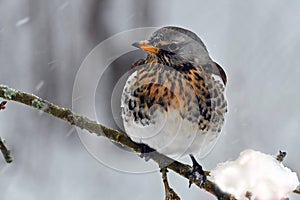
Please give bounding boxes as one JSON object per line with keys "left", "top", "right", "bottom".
{"left": 132, "top": 40, "right": 159, "bottom": 54}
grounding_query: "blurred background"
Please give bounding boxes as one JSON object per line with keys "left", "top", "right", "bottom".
{"left": 1, "top": 0, "right": 300, "bottom": 199}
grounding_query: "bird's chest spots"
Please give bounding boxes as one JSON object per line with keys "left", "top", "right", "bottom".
{"left": 122, "top": 63, "right": 227, "bottom": 133}
{"left": 123, "top": 67, "right": 195, "bottom": 125}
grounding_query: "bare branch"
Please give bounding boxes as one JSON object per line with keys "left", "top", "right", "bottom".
{"left": 0, "top": 137, "right": 13, "bottom": 163}
{"left": 276, "top": 150, "right": 287, "bottom": 162}
{"left": 0, "top": 84, "right": 239, "bottom": 199}
{"left": 294, "top": 188, "right": 300, "bottom": 194}
{"left": 0, "top": 100, "right": 7, "bottom": 110}
{"left": 160, "top": 168, "right": 181, "bottom": 200}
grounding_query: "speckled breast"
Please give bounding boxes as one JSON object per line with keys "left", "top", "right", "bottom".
{"left": 121, "top": 62, "right": 227, "bottom": 158}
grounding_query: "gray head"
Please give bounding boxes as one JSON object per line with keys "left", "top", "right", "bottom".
{"left": 150, "top": 26, "right": 211, "bottom": 65}
{"left": 132, "top": 26, "right": 227, "bottom": 85}
{"left": 132, "top": 26, "right": 211, "bottom": 65}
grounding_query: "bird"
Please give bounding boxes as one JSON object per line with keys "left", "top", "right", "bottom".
{"left": 121, "top": 26, "right": 227, "bottom": 161}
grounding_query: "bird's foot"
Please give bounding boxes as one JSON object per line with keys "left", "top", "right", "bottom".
{"left": 137, "top": 143, "right": 155, "bottom": 161}
{"left": 188, "top": 154, "right": 207, "bottom": 188}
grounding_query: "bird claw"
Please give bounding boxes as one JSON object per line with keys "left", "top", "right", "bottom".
{"left": 189, "top": 154, "right": 206, "bottom": 187}
{"left": 138, "top": 143, "right": 155, "bottom": 161}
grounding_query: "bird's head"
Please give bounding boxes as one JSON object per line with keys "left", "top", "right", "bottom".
{"left": 132, "top": 26, "right": 227, "bottom": 85}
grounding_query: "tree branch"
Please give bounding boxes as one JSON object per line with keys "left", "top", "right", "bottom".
{"left": 0, "top": 84, "right": 237, "bottom": 199}
{"left": 0, "top": 137, "right": 13, "bottom": 163}
{"left": 160, "top": 167, "right": 181, "bottom": 200}
{"left": 0, "top": 99, "right": 12, "bottom": 163}
{"left": 0, "top": 100, "right": 7, "bottom": 110}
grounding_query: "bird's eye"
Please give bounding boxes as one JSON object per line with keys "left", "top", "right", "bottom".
{"left": 168, "top": 43, "right": 178, "bottom": 52}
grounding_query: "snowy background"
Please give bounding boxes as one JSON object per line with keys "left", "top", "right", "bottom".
{"left": 1, "top": 0, "right": 300, "bottom": 199}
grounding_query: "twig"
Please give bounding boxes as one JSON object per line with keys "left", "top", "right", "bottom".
{"left": 245, "top": 191, "right": 252, "bottom": 200}
{"left": 160, "top": 168, "right": 181, "bottom": 200}
{"left": 0, "top": 100, "right": 7, "bottom": 110}
{"left": 276, "top": 150, "right": 287, "bottom": 162}
{"left": 0, "top": 137, "right": 13, "bottom": 163}
{"left": 276, "top": 151, "right": 299, "bottom": 196}
{"left": 0, "top": 84, "right": 236, "bottom": 199}
{"left": 294, "top": 188, "right": 300, "bottom": 194}
{"left": 0, "top": 99, "right": 12, "bottom": 163}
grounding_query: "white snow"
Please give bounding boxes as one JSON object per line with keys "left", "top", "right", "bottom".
{"left": 16, "top": 17, "right": 30, "bottom": 26}
{"left": 35, "top": 80, "right": 45, "bottom": 91}
{"left": 211, "top": 149, "right": 299, "bottom": 200}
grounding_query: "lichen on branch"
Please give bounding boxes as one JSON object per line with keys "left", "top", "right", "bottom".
{"left": 8, "top": 84, "right": 300, "bottom": 199}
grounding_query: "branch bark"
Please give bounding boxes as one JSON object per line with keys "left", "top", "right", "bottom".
{"left": 0, "top": 84, "right": 236, "bottom": 199}
{"left": 161, "top": 167, "right": 181, "bottom": 200}
{"left": 0, "top": 137, "right": 12, "bottom": 163}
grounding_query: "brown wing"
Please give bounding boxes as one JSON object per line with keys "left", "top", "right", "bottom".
{"left": 201, "top": 62, "right": 227, "bottom": 86}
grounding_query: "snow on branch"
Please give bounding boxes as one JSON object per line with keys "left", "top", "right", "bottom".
{"left": 211, "top": 149, "right": 299, "bottom": 200}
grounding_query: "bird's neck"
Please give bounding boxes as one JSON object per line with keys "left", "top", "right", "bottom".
{"left": 146, "top": 52, "right": 187, "bottom": 67}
